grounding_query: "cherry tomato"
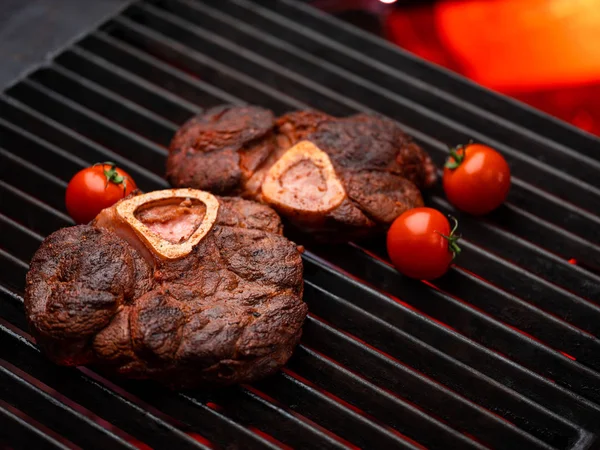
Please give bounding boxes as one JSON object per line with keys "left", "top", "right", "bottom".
{"left": 443, "top": 143, "right": 511, "bottom": 215}
{"left": 386, "top": 207, "right": 461, "bottom": 280}
{"left": 65, "top": 162, "right": 136, "bottom": 224}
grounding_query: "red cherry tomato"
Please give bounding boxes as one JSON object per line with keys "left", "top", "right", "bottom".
{"left": 386, "top": 207, "right": 461, "bottom": 280}
{"left": 443, "top": 143, "right": 511, "bottom": 215}
{"left": 65, "top": 162, "right": 137, "bottom": 224}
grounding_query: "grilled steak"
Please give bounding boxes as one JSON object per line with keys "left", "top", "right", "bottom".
{"left": 167, "top": 105, "right": 436, "bottom": 240}
{"left": 25, "top": 189, "right": 306, "bottom": 388}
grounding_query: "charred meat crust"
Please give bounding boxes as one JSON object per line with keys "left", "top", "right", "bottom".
{"left": 25, "top": 195, "right": 306, "bottom": 388}
{"left": 167, "top": 105, "right": 275, "bottom": 195}
{"left": 167, "top": 105, "right": 436, "bottom": 240}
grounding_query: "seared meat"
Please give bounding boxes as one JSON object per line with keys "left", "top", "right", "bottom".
{"left": 167, "top": 105, "right": 436, "bottom": 241}
{"left": 25, "top": 189, "right": 305, "bottom": 388}
{"left": 168, "top": 105, "right": 276, "bottom": 196}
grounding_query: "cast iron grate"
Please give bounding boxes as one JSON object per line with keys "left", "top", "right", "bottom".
{"left": 1, "top": 0, "right": 600, "bottom": 448}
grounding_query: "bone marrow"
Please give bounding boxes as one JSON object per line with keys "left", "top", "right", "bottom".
{"left": 116, "top": 189, "right": 219, "bottom": 260}
{"left": 262, "top": 141, "right": 346, "bottom": 215}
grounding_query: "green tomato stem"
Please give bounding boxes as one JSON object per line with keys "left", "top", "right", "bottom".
{"left": 445, "top": 140, "right": 475, "bottom": 170}
{"left": 438, "top": 216, "right": 462, "bottom": 260}
{"left": 97, "top": 161, "right": 128, "bottom": 193}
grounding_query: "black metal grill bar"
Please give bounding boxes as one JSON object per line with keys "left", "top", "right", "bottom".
{"left": 216, "top": 0, "right": 600, "bottom": 184}
{"left": 0, "top": 322, "right": 213, "bottom": 450}
{"left": 427, "top": 199, "right": 600, "bottom": 300}
{"left": 77, "top": 32, "right": 245, "bottom": 109}
{"left": 0, "top": 148, "right": 67, "bottom": 213}
{"left": 126, "top": 1, "right": 600, "bottom": 213}
{"left": 57, "top": 46, "right": 202, "bottom": 122}
{"left": 254, "top": 371, "right": 423, "bottom": 450}
{"left": 315, "top": 246, "right": 600, "bottom": 375}
{"left": 0, "top": 402, "right": 69, "bottom": 450}
{"left": 253, "top": 0, "right": 600, "bottom": 163}
{"left": 303, "top": 255, "right": 600, "bottom": 430}
{"left": 504, "top": 180, "right": 600, "bottom": 245}
{"left": 0, "top": 192, "right": 576, "bottom": 448}
{"left": 88, "top": 25, "right": 306, "bottom": 114}
{"left": 198, "top": 388, "right": 350, "bottom": 450}
{"left": 428, "top": 186, "right": 600, "bottom": 274}
{"left": 308, "top": 245, "right": 600, "bottom": 409}
{"left": 32, "top": 65, "right": 178, "bottom": 143}
{"left": 434, "top": 265, "right": 600, "bottom": 362}
{"left": 7, "top": 81, "right": 168, "bottom": 176}
{"left": 107, "top": 14, "right": 339, "bottom": 114}
{"left": 0, "top": 97, "right": 168, "bottom": 193}
{"left": 301, "top": 315, "right": 550, "bottom": 449}
{"left": 84, "top": 378, "right": 280, "bottom": 450}
{"left": 99, "top": 9, "right": 600, "bottom": 290}
{"left": 0, "top": 287, "right": 349, "bottom": 450}
{"left": 0, "top": 292, "right": 283, "bottom": 450}
{"left": 445, "top": 242, "right": 600, "bottom": 338}
{"left": 0, "top": 361, "right": 135, "bottom": 449}
{"left": 0, "top": 113, "right": 87, "bottom": 178}
{"left": 0, "top": 249, "right": 28, "bottom": 294}
{"left": 287, "top": 344, "right": 486, "bottom": 450}
{"left": 0, "top": 286, "right": 28, "bottom": 332}
{"left": 0, "top": 214, "right": 45, "bottom": 264}
{"left": 111, "top": 382, "right": 284, "bottom": 450}
{"left": 476, "top": 202, "right": 600, "bottom": 274}
{"left": 300, "top": 281, "right": 583, "bottom": 450}
{"left": 0, "top": 180, "right": 72, "bottom": 237}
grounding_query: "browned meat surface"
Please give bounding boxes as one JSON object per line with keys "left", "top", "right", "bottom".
{"left": 168, "top": 105, "right": 276, "bottom": 195}
{"left": 167, "top": 105, "right": 437, "bottom": 241}
{"left": 25, "top": 189, "right": 305, "bottom": 388}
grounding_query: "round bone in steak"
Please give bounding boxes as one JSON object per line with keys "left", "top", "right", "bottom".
{"left": 25, "top": 189, "right": 306, "bottom": 388}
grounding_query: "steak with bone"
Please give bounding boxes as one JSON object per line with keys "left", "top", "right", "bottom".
{"left": 25, "top": 189, "right": 306, "bottom": 388}
{"left": 167, "top": 105, "right": 436, "bottom": 240}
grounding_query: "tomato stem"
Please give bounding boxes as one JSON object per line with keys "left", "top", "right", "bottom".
{"left": 438, "top": 216, "right": 462, "bottom": 260}
{"left": 97, "top": 162, "right": 128, "bottom": 193}
{"left": 445, "top": 140, "right": 474, "bottom": 170}
{"left": 445, "top": 145, "right": 465, "bottom": 170}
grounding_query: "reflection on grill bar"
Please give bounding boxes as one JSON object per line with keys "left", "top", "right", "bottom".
{"left": 1, "top": 0, "right": 600, "bottom": 448}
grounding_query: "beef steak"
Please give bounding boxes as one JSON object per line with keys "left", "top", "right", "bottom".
{"left": 25, "top": 189, "right": 306, "bottom": 388}
{"left": 167, "top": 105, "right": 437, "bottom": 240}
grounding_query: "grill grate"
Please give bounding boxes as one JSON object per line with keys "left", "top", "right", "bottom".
{"left": 1, "top": 0, "right": 600, "bottom": 448}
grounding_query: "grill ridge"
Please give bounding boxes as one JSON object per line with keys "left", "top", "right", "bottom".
{"left": 1, "top": 0, "right": 600, "bottom": 448}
